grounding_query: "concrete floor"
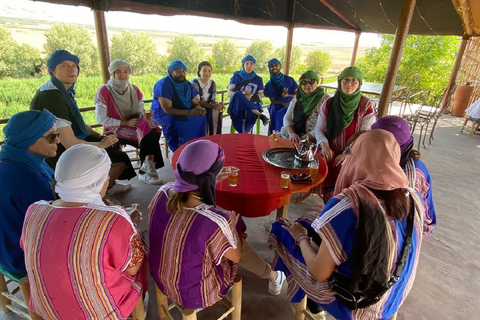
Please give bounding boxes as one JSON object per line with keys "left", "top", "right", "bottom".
{"left": 2, "top": 111, "right": 480, "bottom": 320}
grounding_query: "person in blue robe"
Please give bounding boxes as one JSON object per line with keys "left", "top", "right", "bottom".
{"left": 152, "top": 60, "right": 207, "bottom": 152}
{"left": 227, "top": 55, "right": 270, "bottom": 133}
{"left": 264, "top": 58, "right": 298, "bottom": 135}
{"left": 0, "top": 110, "right": 58, "bottom": 277}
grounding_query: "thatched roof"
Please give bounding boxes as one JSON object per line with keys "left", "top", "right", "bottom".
{"left": 32, "top": 0, "right": 477, "bottom": 36}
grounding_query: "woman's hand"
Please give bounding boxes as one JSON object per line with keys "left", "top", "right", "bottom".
{"left": 278, "top": 218, "right": 308, "bottom": 240}
{"left": 288, "top": 132, "right": 301, "bottom": 143}
{"left": 216, "top": 166, "right": 239, "bottom": 184}
{"left": 321, "top": 142, "right": 334, "bottom": 162}
{"left": 126, "top": 118, "right": 140, "bottom": 127}
{"left": 190, "top": 106, "right": 207, "bottom": 116}
{"left": 99, "top": 134, "right": 118, "bottom": 149}
{"left": 213, "top": 102, "right": 225, "bottom": 111}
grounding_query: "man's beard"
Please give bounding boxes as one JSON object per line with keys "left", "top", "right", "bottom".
{"left": 172, "top": 76, "right": 185, "bottom": 83}
{"left": 270, "top": 69, "right": 280, "bottom": 75}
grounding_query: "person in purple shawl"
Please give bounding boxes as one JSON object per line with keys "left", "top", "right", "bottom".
{"left": 148, "top": 140, "right": 286, "bottom": 310}
{"left": 227, "top": 55, "right": 270, "bottom": 133}
{"left": 371, "top": 116, "right": 436, "bottom": 235}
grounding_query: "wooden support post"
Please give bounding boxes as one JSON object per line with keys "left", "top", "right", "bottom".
{"left": 440, "top": 34, "right": 469, "bottom": 113}
{"left": 350, "top": 32, "right": 361, "bottom": 67}
{"left": 285, "top": 24, "right": 294, "bottom": 75}
{"left": 376, "top": 0, "right": 417, "bottom": 118}
{"left": 231, "top": 275, "right": 242, "bottom": 320}
{"left": 93, "top": 9, "right": 110, "bottom": 84}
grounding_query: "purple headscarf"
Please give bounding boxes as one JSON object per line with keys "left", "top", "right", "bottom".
{"left": 174, "top": 140, "right": 225, "bottom": 205}
{"left": 371, "top": 115, "right": 414, "bottom": 167}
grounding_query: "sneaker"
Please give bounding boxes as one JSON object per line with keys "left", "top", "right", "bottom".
{"left": 106, "top": 183, "right": 132, "bottom": 195}
{"left": 140, "top": 161, "right": 159, "bottom": 178}
{"left": 138, "top": 173, "right": 163, "bottom": 185}
{"left": 259, "top": 114, "right": 270, "bottom": 126}
{"left": 268, "top": 271, "right": 286, "bottom": 296}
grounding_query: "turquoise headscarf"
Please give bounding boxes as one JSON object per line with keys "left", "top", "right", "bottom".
{"left": 0, "top": 110, "right": 56, "bottom": 181}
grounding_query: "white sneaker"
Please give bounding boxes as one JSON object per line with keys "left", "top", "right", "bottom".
{"left": 106, "top": 183, "right": 132, "bottom": 195}
{"left": 138, "top": 173, "right": 163, "bottom": 185}
{"left": 268, "top": 271, "right": 286, "bottom": 296}
{"left": 140, "top": 161, "right": 159, "bottom": 178}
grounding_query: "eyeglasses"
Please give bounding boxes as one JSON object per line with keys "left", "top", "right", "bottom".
{"left": 42, "top": 132, "right": 60, "bottom": 144}
{"left": 301, "top": 79, "right": 316, "bottom": 86}
{"left": 341, "top": 78, "right": 359, "bottom": 85}
{"left": 115, "top": 71, "right": 130, "bottom": 76}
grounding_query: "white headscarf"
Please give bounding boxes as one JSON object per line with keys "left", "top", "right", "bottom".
{"left": 107, "top": 59, "right": 139, "bottom": 117}
{"left": 55, "top": 144, "right": 111, "bottom": 205}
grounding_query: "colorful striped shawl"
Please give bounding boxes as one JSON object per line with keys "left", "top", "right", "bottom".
{"left": 21, "top": 201, "right": 145, "bottom": 320}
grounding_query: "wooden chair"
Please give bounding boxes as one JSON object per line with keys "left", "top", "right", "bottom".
{"left": 155, "top": 275, "right": 242, "bottom": 320}
{"left": 0, "top": 273, "right": 42, "bottom": 320}
{"left": 460, "top": 115, "right": 480, "bottom": 137}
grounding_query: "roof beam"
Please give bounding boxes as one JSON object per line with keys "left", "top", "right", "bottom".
{"left": 316, "top": 0, "right": 358, "bottom": 30}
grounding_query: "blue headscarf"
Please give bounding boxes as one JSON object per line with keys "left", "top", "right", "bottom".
{"left": 0, "top": 110, "right": 56, "bottom": 181}
{"left": 47, "top": 49, "right": 80, "bottom": 74}
{"left": 167, "top": 60, "right": 192, "bottom": 111}
{"left": 46, "top": 50, "right": 89, "bottom": 139}
{"left": 268, "top": 58, "right": 285, "bottom": 95}
{"left": 168, "top": 60, "right": 187, "bottom": 73}
{"left": 236, "top": 55, "right": 257, "bottom": 82}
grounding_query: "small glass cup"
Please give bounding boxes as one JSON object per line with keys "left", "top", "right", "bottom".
{"left": 283, "top": 87, "right": 288, "bottom": 95}
{"left": 228, "top": 168, "right": 239, "bottom": 187}
{"left": 145, "top": 109, "right": 153, "bottom": 120}
{"left": 272, "top": 130, "right": 279, "bottom": 141}
{"left": 281, "top": 171, "right": 290, "bottom": 189}
{"left": 309, "top": 162, "right": 319, "bottom": 177}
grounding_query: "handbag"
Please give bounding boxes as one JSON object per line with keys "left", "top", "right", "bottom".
{"left": 331, "top": 198, "right": 414, "bottom": 310}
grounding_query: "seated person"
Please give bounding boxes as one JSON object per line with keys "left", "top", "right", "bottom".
{"left": 96, "top": 59, "right": 164, "bottom": 185}
{"left": 0, "top": 110, "right": 58, "bottom": 277}
{"left": 227, "top": 55, "right": 269, "bottom": 133}
{"left": 148, "top": 140, "right": 285, "bottom": 310}
{"left": 264, "top": 58, "right": 298, "bottom": 135}
{"left": 31, "top": 49, "right": 135, "bottom": 195}
{"left": 466, "top": 97, "right": 480, "bottom": 121}
{"left": 192, "top": 61, "right": 225, "bottom": 135}
{"left": 371, "top": 115, "right": 436, "bottom": 235}
{"left": 269, "top": 130, "right": 424, "bottom": 320}
{"left": 21, "top": 144, "right": 147, "bottom": 319}
{"left": 152, "top": 59, "right": 207, "bottom": 152}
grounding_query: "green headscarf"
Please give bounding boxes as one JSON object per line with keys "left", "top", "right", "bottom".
{"left": 326, "top": 66, "right": 363, "bottom": 140}
{"left": 293, "top": 71, "right": 325, "bottom": 134}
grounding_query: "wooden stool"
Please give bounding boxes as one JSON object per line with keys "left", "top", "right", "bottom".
{"left": 155, "top": 275, "right": 242, "bottom": 320}
{"left": 294, "top": 296, "right": 324, "bottom": 320}
{"left": 128, "top": 294, "right": 146, "bottom": 320}
{"left": 460, "top": 115, "right": 480, "bottom": 137}
{"left": 0, "top": 273, "right": 42, "bottom": 320}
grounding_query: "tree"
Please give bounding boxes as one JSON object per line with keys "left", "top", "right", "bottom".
{"left": 167, "top": 35, "right": 205, "bottom": 71}
{"left": 274, "top": 45, "right": 302, "bottom": 73}
{"left": 356, "top": 35, "right": 460, "bottom": 93}
{"left": 44, "top": 24, "right": 99, "bottom": 74}
{"left": 213, "top": 39, "right": 240, "bottom": 74}
{"left": 245, "top": 41, "right": 273, "bottom": 73}
{"left": 110, "top": 31, "right": 161, "bottom": 75}
{"left": 0, "top": 26, "right": 17, "bottom": 78}
{"left": 305, "top": 50, "right": 331, "bottom": 76}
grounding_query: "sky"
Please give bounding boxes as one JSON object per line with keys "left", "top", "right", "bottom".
{"left": 0, "top": 0, "right": 382, "bottom": 48}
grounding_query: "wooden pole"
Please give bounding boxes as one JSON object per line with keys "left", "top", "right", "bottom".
{"left": 350, "top": 32, "right": 361, "bottom": 66}
{"left": 285, "top": 25, "right": 294, "bottom": 75}
{"left": 93, "top": 9, "right": 110, "bottom": 84}
{"left": 376, "top": 0, "right": 417, "bottom": 118}
{"left": 440, "top": 34, "right": 470, "bottom": 113}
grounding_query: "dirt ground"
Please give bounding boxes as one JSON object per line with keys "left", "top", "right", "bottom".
{"left": 2, "top": 114, "right": 480, "bottom": 320}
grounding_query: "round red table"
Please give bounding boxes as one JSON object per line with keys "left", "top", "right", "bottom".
{"left": 171, "top": 134, "right": 327, "bottom": 218}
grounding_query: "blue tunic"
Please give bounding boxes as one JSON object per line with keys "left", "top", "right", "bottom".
{"left": 269, "top": 195, "right": 423, "bottom": 320}
{"left": 0, "top": 159, "right": 55, "bottom": 276}
{"left": 227, "top": 72, "right": 264, "bottom": 133}
{"left": 152, "top": 77, "right": 206, "bottom": 152}
{"left": 264, "top": 75, "right": 298, "bottom": 134}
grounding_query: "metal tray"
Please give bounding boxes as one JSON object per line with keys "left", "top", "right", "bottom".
{"left": 262, "top": 147, "right": 318, "bottom": 169}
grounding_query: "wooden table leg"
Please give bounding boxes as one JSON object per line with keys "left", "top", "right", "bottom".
{"left": 276, "top": 203, "right": 289, "bottom": 219}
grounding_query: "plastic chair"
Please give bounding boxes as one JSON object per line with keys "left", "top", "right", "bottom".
{"left": 0, "top": 272, "right": 42, "bottom": 320}
{"left": 155, "top": 275, "right": 242, "bottom": 320}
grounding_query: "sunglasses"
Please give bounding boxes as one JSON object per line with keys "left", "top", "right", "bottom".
{"left": 301, "top": 79, "right": 316, "bottom": 86}
{"left": 43, "top": 132, "right": 60, "bottom": 144}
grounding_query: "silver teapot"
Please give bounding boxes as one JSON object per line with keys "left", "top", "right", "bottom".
{"left": 293, "top": 139, "right": 318, "bottom": 165}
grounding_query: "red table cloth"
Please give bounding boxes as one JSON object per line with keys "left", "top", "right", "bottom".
{"left": 172, "top": 134, "right": 327, "bottom": 217}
